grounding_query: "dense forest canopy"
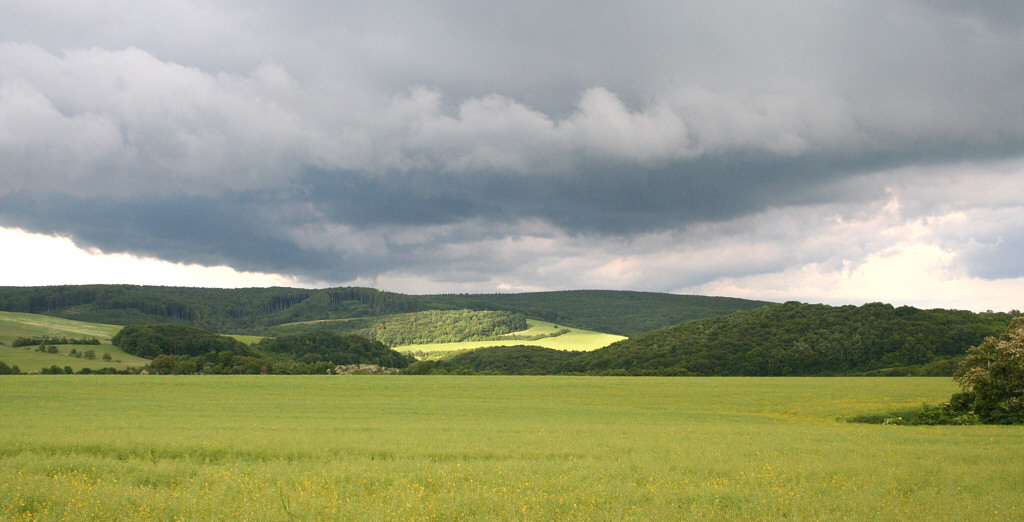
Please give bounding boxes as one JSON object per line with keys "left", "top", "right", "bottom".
{"left": 265, "top": 309, "right": 528, "bottom": 345}
{"left": 111, "top": 324, "right": 255, "bottom": 358}
{"left": 423, "top": 290, "right": 772, "bottom": 336}
{"left": 108, "top": 325, "right": 411, "bottom": 374}
{"left": 564, "top": 302, "right": 1014, "bottom": 376}
{"left": 425, "top": 302, "right": 1018, "bottom": 376}
{"left": 256, "top": 332, "right": 412, "bottom": 368}
{"left": 0, "top": 285, "right": 771, "bottom": 336}
{"left": 0, "top": 286, "right": 423, "bottom": 333}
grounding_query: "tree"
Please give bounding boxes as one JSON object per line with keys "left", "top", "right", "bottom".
{"left": 953, "top": 317, "right": 1024, "bottom": 424}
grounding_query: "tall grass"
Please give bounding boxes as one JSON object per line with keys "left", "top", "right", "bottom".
{"left": 1, "top": 376, "right": 1021, "bottom": 520}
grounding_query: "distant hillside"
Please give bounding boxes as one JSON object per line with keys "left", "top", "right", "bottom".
{"left": 0, "top": 311, "right": 150, "bottom": 372}
{"left": 0, "top": 285, "right": 771, "bottom": 336}
{"left": 431, "top": 302, "right": 1020, "bottom": 376}
{"left": 265, "top": 309, "right": 529, "bottom": 345}
{"left": 420, "top": 290, "right": 773, "bottom": 336}
{"left": 0, "top": 286, "right": 425, "bottom": 333}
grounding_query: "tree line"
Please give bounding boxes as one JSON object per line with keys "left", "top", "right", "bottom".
{"left": 11, "top": 336, "right": 101, "bottom": 347}
{"left": 0, "top": 285, "right": 772, "bottom": 336}
{"left": 265, "top": 309, "right": 528, "bottom": 345}
{"left": 109, "top": 324, "right": 413, "bottom": 375}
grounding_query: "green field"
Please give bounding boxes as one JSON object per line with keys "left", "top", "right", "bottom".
{"left": 396, "top": 319, "right": 626, "bottom": 355}
{"left": 1, "top": 376, "right": 1021, "bottom": 520}
{"left": 0, "top": 312, "right": 149, "bottom": 372}
{"left": 0, "top": 312, "right": 122, "bottom": 344}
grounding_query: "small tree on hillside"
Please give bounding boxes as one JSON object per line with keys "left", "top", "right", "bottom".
{"left": 953, "top": 317, "right": 1024, "bottom": 424}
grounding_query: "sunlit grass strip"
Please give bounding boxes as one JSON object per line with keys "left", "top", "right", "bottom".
{"left": 0, "top": 312, "right": 122, "bottom": 343}
{"left": 0, "top": 345, "right": 149, "bottom": 373}
{"left": 1, "top": 376, "right": 1022, "bottom": 520}
{"left": 396, "top": 319, "right": 626, "bottom": 353}
{"left": 0, "top": 312, "right": 147, "bottom": 372}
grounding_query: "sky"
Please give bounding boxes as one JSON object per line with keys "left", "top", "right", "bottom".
{"left": 2, "top": 1, "right": 1023, "bottom": 311}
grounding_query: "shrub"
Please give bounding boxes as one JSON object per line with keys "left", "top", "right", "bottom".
{"left": 851, "top": 403, "right": 980, "bottom": 426}
{"left": 852, "top": 318, "right": 1024, "bottom": 425}
{"left": 953, "top": 317, "right": 1024, "bottom": 424}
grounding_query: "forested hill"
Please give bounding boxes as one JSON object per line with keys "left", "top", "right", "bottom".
{"left": 418, "top": 291, "right": 771, "bottom": 336}
{"left": 0, "top": 285, "right": 771, "bottom": 336}
{"left": 560, "top": 302, "right": 1017, "bottom": 376}
{"left": 421, "top": 302, "right": 1020, "bottom": 376}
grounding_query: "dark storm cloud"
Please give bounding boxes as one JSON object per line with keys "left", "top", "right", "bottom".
{"left": 0, "top": 191, "right": 346, "bottom": 281}
{"left": 2, "top": 0, "right": 1024, "bottom": 290}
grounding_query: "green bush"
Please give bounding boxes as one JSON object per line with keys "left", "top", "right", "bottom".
{"left": 852, "top": 318, "right": 1024, "bottom": 425}
{"left": 953, "top": 317, "right": 1024, "bottom": 424}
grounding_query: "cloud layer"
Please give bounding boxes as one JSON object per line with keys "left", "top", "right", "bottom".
{"left": 2, "top": 1, "right": 1024, "bottom": 309}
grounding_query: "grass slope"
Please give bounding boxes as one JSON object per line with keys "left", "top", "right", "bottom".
{"left": 394, "top": 319, "right": 625, "bottom": 355}
{"left": 265, "top": 309, "right": 526, "bottom": 345}
{"left": 1, "top": 376, "right": 1021, "bottom": 520}
{"left": 0, "top": 311, "right": 122, "bottom": 343}
{"left": 0, "top": 312, "right": 148, "bottom": 372}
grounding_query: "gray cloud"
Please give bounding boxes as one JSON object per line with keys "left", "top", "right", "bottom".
{"left": 2, "top": 1, "right": 1023, "bottom": 294}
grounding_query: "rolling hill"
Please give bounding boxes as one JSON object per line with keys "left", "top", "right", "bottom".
{"left": 0, "top": 311, "right": 150, "bottom": 372}
{"left": 433, "top": 302, "right": 1019, "bottom": 376}
{"left": 0, "top": 285, "right": 772, "bottom": 336}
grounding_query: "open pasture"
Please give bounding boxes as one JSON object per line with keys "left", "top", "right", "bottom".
{"left": 0, "top": 312, "right": 121, "bottom": 345}
{"left": 396, "top": 319, "right": 626, "bottom": 355}
{"left": 0, "top": 312, "right": 148, "bottom": 372}
{"left": 1, "top": 376, "right": 1021, "bottom": 520}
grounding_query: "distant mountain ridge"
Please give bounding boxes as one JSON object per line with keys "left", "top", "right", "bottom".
{"left": 0, "top": 285, "right": 772, "bottom": 336}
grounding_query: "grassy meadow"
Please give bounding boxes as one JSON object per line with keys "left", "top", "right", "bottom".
{"left": 0, "top": 312, "right": 122, "bottom": 344}
{"left": 0, "top": 312, "right": 148, "bottom": 372}
{"left": 2, "top": 376, "right": 1022, "bottom": 520}
{"left": 396, "top": 319, "right": 626, "bottom": 356}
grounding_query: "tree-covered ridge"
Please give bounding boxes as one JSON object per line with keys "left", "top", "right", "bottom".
{"left": 565, "top": 302, "right": 1015, "bottom": 376}
{"left": 266, "top": 309, "right": 528, "bottom": 345}
{"left": 0, "top": 285, "right": 772, "bottom": 336}
{"left": 413, "top": 303, "right": 1018, "bottom": 376}
{"left": 0, "top": 286, "right": 428, "bottom": 333}
{"left": 424, "top": 290, "right": 773, "bottom": 336}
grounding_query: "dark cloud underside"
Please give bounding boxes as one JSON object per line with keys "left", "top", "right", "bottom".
{"left": 1, "top": 1, "right": 1023, "bottom": 291}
